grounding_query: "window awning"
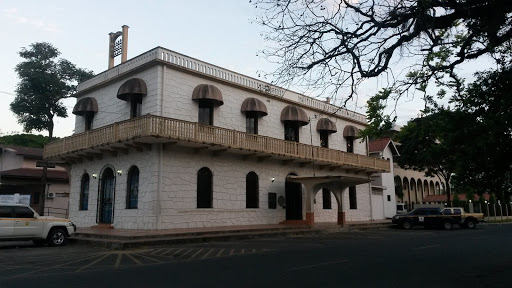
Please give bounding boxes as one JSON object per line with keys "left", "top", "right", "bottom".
{"left": 192, "top": 84, "right": 224, "bottom": 106}
{"left": 241, "top": 97, "right": 268, "bottom": 117}
{"left": 280, "top": 105, "right": 309, "bottom": 126}
{"left": 117, "top": 78, "right": 147, "bottom": 101}
{"left": 72, "top": 97, "right": 98, "bottom": 116}
{"left": 343, "top": 125, "right": 360, "bottom": 137}
{"left": 316, "top": 118, "right": 337, "bottom": 133}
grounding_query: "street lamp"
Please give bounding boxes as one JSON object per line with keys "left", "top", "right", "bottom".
{"left": 485, "top": 200, "right": 490, "bottom": 221}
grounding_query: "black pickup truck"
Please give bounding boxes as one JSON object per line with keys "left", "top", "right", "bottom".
{"left": 392, "top": 207, "right": 484, "bottom": 230}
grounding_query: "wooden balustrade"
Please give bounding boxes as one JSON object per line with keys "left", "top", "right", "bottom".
{"left": 44, "top": 115, "right": 390, "bottom": 172}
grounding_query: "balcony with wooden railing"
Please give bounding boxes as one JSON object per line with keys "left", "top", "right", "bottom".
{"left": 44, "top": 115, "right": 390, "bottom": 173}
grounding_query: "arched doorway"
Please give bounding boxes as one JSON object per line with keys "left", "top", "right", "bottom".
{"left": 285, "top": 173, "right": 302, "bottom": 220}
{"left": 98, "top": 167, "right": 115, "bottom": 224}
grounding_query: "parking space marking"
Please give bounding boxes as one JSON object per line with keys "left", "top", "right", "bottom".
{"left": 75, "top": 254, "right": 111, "bottom": 272}
{"left": 10, "top": 254, "right": 99, "bottom": 279}
{"left": 0, "top": 245, "right": 272, "bottom": 280}
{"left": 126, "top": 253, "right": 142, "bottom": 265}
{"left": 115, "top": 254, "right": 123, "bottom": 268}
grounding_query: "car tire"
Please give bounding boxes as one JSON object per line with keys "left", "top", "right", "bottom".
{"left": 442, "top": 221, "right": 453, "bottom": 230}
{"left": 402, "top": 220, "right": 413, "bottom": 230}
{"left": 465, "top": 220, "right": 477, "bottom": 229}
{"left": 47, "top": 228, "right": 67, "bottom": 247}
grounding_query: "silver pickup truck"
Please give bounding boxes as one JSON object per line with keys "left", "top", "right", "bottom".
{"left": 0, "top": 203, "right": 76, "bottom": 246}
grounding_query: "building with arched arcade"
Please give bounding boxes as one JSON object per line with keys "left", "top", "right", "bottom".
{"left": 369, "top": 138, "right": 448, "bottom": 215}
{"left": 394, "top": 166, "right": 446, "bottom": 211}
{"left": 43, "top": 39, "right": 389, "bottom": 229}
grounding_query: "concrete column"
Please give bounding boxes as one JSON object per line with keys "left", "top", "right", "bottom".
{"left": 121, "top": 25, "right": 129, "bottom": 63}
{"left": 303, "top": 182, "right": 316, "bottom": 226}
{"left": 332, "top": 189, "right": 345, "bottom": 226}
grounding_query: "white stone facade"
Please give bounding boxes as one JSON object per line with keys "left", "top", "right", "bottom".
{"left": 64, "top": 47, "right": 380, "bottom": 229}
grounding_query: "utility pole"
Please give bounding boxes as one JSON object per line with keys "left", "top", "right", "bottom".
{"left": 36, "top": 158, "right": 55, "bottom": 215}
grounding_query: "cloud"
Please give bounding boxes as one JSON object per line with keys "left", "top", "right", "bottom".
{"left": 1, "top": 7, "right": 59, "bottom": 33}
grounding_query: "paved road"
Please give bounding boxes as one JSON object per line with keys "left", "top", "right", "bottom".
{"left": 1, "top": 224, "right": 511, "bottom": 288}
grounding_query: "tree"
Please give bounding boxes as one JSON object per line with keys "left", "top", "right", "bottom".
{"left": 394, "top": 109, "right": 467, "bottom": 206}
{"left": 451, "top": 66, "right": 512, "bottom": 202}
{"left": 11, "top": 42, "right": 94, "bottom": 139}
{"left": 11, "top": 42, "right": 93, "bottom": 215}
{"left": 452, "top": 192, "right": 461, "bottom": 208}
{"left": 253, "top": 0, "right": 512, "bottom": 105}
{"left": 0, "top": 134, "right": 52, "bottom": 148}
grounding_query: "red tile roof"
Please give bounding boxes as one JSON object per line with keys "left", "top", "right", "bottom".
{"left": 0, "top": 145, "right": 43, "bottom": 158}
{"left": 369, "top": 138, "right": 399, "bottom": 156}
{"left": 369, "top": 138, "right": 391, "bottom": 152}
{"left": 423, "top": 193, "right": 490, "bottom": 202}
{"left": 0, "top": 168, "right": 68, "bottom": 181}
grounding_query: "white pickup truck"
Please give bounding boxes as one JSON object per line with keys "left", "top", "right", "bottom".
{"left": 0, "top": 204, "right": 76, "bottom": 246}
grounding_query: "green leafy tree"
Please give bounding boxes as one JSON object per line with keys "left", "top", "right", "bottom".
{"left": 253, "top": 0, "right": 512, "bottom": 105}
{"left": 489, "top": 193, "right": 497, "bottom": 205}
{"left": 394, "top": 109, "right": 467, "bottom": 206}
{"left": 450, "top": 67, "right": 512, "bottom": 201}
{"left": 0, "top": 134, "right": 52, "bottom": 148}
{"left": 11, "top": 42, "right": 94, "bottom": 138}
{"left": 465, "top": 189, "right": 475, "bottom": 204}
{"left": 452, "top": 192, "right": 461, "bottom": 208}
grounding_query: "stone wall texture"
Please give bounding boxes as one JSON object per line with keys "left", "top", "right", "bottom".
{"left": 69, "top": 61, "right": 373, "bottom": 229}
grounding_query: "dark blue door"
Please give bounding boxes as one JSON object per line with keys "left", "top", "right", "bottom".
{"left": 99, "top": 168, "right": 115, "bottom": 224}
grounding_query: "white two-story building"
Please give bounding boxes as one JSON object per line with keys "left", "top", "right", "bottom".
{"left": 44, "top": 46, "right": 389, "bottom": 229}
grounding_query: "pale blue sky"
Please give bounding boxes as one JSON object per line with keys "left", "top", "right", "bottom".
{"left": 0, "top": 0, "right": 492, "bottom": 137}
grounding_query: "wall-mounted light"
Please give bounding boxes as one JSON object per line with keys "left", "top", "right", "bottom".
{"left": 271, "top": 177, "right": 275, "bottom": 182}
{"left": 117, "top": 170, "right": 123, "bottom": 176}
{"left": 469, "top": 200, "right": 472, "bottom": 203}
{"left": 92, "top": 174, "right": 98, "bottom": 179}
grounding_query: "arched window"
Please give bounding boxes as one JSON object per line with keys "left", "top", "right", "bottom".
{"left": 343, "top": 125, "right": 359, "bottom": 153}
{"left": 72, "top": 97, "right": 98, "bottom": 132}
{"left": 117, "top": 78, "right": 147, "bottom": 119}
{"left": 281, "top": 105, "right": 308, "bottom": 142}
{"left": 241, "top": 98, "right": 268, "bottom": 135}
{"left": 317, "top": 118, "right": 337, "bottom": 148}
{"left": 349, "top": 186, "right": 357, "bottom": 209}
{"left": 79, "top": 174, "right": 90, "bottom": 210}
{"left": 197, "top": 167, "right": 213, "bottom": 208}
{"left": 126, "top": 166, "right": 139, "bottom": 209}
{"left": 246, "top": 172, "right": 259, "bottom": 208}
{"left": 192, "top": 84, "right": 224, "bottom": 126}
{"left": 322, "top": 188, "right": 332, "bottom": 209}
{"left": 284, "top": 122, "right": 300, "bottom": 142}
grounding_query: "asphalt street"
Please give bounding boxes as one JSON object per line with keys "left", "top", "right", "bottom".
{"left": 1, "top": 223, "right": 511, "bottom": 288}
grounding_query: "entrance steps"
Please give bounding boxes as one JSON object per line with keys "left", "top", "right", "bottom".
{"left": 72, "top": 221, "right": 392, "bottom": 250}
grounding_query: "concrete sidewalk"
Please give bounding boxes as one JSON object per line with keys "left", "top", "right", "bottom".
{"left": 72, "top": 220, "right": 392, "bottom": 250}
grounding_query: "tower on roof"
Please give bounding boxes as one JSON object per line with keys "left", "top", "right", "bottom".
{"left": 108, "top": 25, "right": 129, "bottom": 69}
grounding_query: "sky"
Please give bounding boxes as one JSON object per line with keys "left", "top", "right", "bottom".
{"left": 0, "top": 0, "right": 494, "bottom": 138}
